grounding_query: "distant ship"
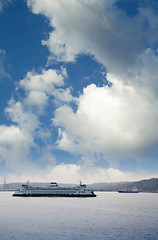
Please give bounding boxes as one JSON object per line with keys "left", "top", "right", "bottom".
{"left": 13, "top": 182, "right": 97, "bottom": 197}
{"left": 118, "top": 187, "right": 139, "bottom": 193}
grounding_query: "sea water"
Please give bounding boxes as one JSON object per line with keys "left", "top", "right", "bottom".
{"left": 0, "top": 191, "right": 158, "bottom": 240}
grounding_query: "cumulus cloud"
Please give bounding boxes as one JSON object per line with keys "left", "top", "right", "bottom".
{"left": 25, "top": 91, "right": 49, "bottom": 113}
{"left": 132, "top": 48, "right": 158, "bottom": 96}
{"left": 0, "top": 125, "right": 36, "bottom": 172}
{"left": 20, "top": 69, "right": 65, "bottom": 93}
{"left": 0, "top": 67, "right": 75, "bottom": 175}
{"left": 42, "top": 164, "right": 149, "bottom": 183}
{"left": 28, "top": 0, "right": 134, "bottom": 68}
{"left": 25, "top": 0, "right": 158, "bottom": 175}
{"left": 53, "top": 74, "right": 158, "bottom": 166}
{"left": 3, "top": 163, "right": 149, "bottom": 184}
{"left": 27, "top": 0, "right": 158, "bottom": 80}
{"left": 19, "top": 68, "right": 73, "bottom": 107}
{"left": 6, "top": 99, "right": 40, "bottom": 133}
{"left": 1, "top": 0, "right": 158, "bottom": 181}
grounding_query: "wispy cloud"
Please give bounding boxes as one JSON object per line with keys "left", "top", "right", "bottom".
{"left": 0, "top": 50, "right": 11, "bottom": 81}
{"left": 0, "top": 0, "right": 12, "bottom": 13}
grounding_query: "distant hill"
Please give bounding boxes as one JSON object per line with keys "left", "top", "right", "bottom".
{"left": 89, "top": 178, "right": 158, "bottom": 192}
{"left": 0, "top": 178, "right": 158, "bottom": 192}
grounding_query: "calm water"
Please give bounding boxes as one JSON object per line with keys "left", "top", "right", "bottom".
{"left": 0, "top": 191, "right": 158, "bottom": 240}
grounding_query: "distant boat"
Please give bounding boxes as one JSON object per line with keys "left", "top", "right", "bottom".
{"left": 13, "top": 182, "right": 97, "bottom": 197}
{"left": 118, "top": 187, "right": 139, "bottom": 193}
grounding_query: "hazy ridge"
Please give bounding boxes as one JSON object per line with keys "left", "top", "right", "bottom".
{"left": 0, "top": 178, "right": 158, "bottom": 192}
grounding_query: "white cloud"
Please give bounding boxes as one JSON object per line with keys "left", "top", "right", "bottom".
{"left": 20, "top": 68, "right": 73, "bottom": 106}
{"left": 25, "top": 90, "right": 49, "bottom": 113}
{"left": 26, "top": 1, "right": 158, "bottom": 170}
{"left": 1, "top": 0, "right": 157, "bottom": 181}
{"left": 53, "top": 74, "right": 158, "bottom": 166}
{"left": 44, "top": 164, "right": 140, "bottom": 184}
{"left": 5, "top": 99, "right": 40, "bottom": 133}
{"left": 132, "top": 48, "right": 158, "bottom": 96}
{"left": 4, "top": 163, "right": 152, "bottom": 184}
{"left": 28, "top": 0, "right": 125, "bottom": 65}
{"left": 27, "top": 0, "right": 158, "bottom": 80}
{"left": 0, "top": 67, "right": 75, "bottom": 176}
{"left": 53, "top": 87, "right": 74, "bottom": 105}
{"left": 0, "top": 125, "right": 36, "bottom": 172}
{"left": 20, "top": 69, "right": 64, "bottom": 92}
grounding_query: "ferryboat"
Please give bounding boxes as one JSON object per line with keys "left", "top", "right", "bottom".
{"left": 13, "top": 182, "right": 96, "bottom": 197}
{"left": 118, "top": 187, "right": 139, "bottom": 193}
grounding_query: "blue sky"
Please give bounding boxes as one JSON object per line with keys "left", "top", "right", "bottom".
{"left": 0, "top": 0, "right": 158, "bottom": 183}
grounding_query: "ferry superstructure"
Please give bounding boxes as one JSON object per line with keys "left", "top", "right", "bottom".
{"left": 13, "top": 182, "right": 96, "bottom": 197}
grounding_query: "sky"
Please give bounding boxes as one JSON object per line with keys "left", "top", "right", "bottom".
{"left": 0, "top": 0, "right": 158, "bottom": 184}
